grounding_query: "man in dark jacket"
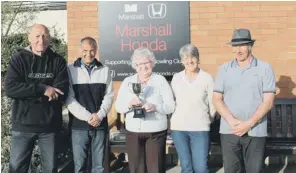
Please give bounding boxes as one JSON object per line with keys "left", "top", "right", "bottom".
{"left": 5, "top": 24, "right": 69, "bottom": 173}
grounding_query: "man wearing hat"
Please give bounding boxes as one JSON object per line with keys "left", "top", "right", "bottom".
{"left": 212, "top": 29, "right": 276, "bottom": 173}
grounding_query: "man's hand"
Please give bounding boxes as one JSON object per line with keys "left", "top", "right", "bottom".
{"left": 88, "top": 113, "right": 101, "bottom": 127}
{"left": 142, "top": 103, "right": 156, "bottom": 112}
{"left": 129, "top": 97, "right": 142, "bottom": 107}
{"left": 232, "top": 120, "right": 252, "bottom": 136}
{"left": 228, "top": 117, "right": 241, "bottom": 129}
{"left": 44, "top": 86, "right": 64, "bottom": 101}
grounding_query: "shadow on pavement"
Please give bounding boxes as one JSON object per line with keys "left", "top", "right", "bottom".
{"left": 283, "top": 163, "right": 296, "bottom": 173}
{"left": 264, "top": 163, "right": 285, "bottom": 173}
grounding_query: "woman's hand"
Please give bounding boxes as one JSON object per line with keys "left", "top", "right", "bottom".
{"left": 142, "top": 103, "right": 156, "bottom": 112}
{"left": 129, "top": 97, "right": 142, "bottom": 107}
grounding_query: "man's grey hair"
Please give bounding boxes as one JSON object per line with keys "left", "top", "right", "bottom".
{"left": 179, "top": 44, "right": 200, "bottom": 61}
{"left": 27, "top": 24, "right": 50, "bottom": 35}
{"left": 131, "top": 47, "right": 156, "bottom": 69}
{"left": 231, "top": 42, "right": 254, "bottom": 52}
{"left": 79, "top": 37, "right": 98, "bottom": 49}
{"left": 248, "top": 42, "right": 254, "bottom": 52}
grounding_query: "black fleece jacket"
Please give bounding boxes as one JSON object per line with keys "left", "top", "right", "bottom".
{"left": 5, "top": 47, "right": 69, "bottom": 133}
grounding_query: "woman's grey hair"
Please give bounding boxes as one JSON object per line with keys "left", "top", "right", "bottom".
{"left": 179, "top": 44, "right": 200, "bottom": 61}
{"left": 131, "top": 47, "right": 156, "bottom": 69}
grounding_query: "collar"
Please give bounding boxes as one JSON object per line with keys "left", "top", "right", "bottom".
{"left": 81, "top": 59, "right": 95, "bottom": 69}
{"left": 24, "top": 46, "right": 52, "bottom": 57}
{"left": 73, "top": 57, "right": 103, "bottom": 68}
{"left": 180, "top": 68, "right": 202, "bottom": 80}
{"left": 231, "top": 57, "right": 257, "bottom": 68}
{"left": 131, "top": 73, "right": 155, "bottom": 82}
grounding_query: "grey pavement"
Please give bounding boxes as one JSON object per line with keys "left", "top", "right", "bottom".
{"left": 110, "top": 154, "right": 296, "bottom": 173}
{"left": 112, "top": 164, "right": 296, "bottom": 173}
{"left": 166, "top": 164, "right": 296, "bottom": 173}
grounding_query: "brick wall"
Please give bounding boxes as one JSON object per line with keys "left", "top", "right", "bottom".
{"left": 67, "top": 1, "right": 99, "bottom": 60}
{"left": 189, "top": 2, "right": 296, "bottom": 99}
{"left": 67, "top": 1, "right": 296, "bottom": 126}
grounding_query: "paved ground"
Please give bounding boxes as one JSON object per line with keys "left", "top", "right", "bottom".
{"left": 112, "top": 164, "right": 296, "bottom": 173}
{"left": 110, "top": 154, "right": 296, "bottom": 173}
{"left": 111, "top": 163, "right": 296, "bottom": 173}
{"left": 166, "top": 164, "right": 296, "bottom": 173}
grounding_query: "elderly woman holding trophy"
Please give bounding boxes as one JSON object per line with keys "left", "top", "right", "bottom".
{"left": 115, "top": 47, "right": 175, "bottom": 173}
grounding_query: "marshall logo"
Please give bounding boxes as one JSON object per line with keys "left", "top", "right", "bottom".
{"left": 119, "top": 4, "right": 143, "bottom": 20}
{"left": 28, "top": 73, "right": 54, "bottom": 79}
{"left": 124, "top": 4, "right": 137, "bottom": 13}
{"left": 148, "top": 3, "right": 167, "bottom": 19}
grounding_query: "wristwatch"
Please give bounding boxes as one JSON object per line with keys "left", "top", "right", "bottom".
{"left": 247, "top": 121, "right": 253, "bottom": 131}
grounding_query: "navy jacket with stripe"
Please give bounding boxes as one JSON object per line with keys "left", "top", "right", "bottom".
{"left": 66, "top": 58, "right": 114, "bottom": 131}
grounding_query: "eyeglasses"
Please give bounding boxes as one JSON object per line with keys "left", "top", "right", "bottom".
{"left": 135, "top": 61, "right": 151, "bottom": 67}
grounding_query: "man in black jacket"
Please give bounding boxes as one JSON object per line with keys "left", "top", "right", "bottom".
{"left": 5, "top": 24, "right": 69, "bottom": 173}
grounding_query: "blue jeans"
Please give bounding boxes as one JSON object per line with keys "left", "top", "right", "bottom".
{"left": 9, "top": 131, "right": 57, "bottom": 173}
{"left": 171, "top": 131, "right": 210, "bottom": 173}
{"left": 71, "top": 129, "right": 106, "bottom": 173}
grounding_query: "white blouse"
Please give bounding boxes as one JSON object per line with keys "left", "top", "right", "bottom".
{"left": 115, "top": 73, "right": 175, "bottom": 133}
{"left": 170, "top": 69, "right": 216, "bottom": 131}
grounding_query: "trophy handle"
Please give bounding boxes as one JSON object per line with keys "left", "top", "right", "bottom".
{"left": 128, "top": 82, "right": 134, "bottom": 94}
{"left": 128, "top": 82, "right": 141, "bottom": 98}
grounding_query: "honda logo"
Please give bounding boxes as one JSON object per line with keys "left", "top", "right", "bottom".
{"left": 148, "top": 3, "right": 166, "bottom": 19}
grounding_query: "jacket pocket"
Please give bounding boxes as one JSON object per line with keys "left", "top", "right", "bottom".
{"left": 20, "top": 99, "right": 53, "bottom": 125}
{"left": 12, "top": 100, "right": 29, "bottom": 124}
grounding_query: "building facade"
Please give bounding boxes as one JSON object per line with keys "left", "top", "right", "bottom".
{"left": 67, "top": 1, "right": 296, "bottom": 126}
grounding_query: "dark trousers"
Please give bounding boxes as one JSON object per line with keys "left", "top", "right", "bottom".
{"left": 9, "top": 131, "right": 57, "bottom": 173}
{"left": 126, "top": 130, "right": 167, "bottom": 173}
{"left": 103, "top": 134, "right": 110, "bottom": 173}
{"left": 221, "top": 134, "right": 266, "bottom": 173}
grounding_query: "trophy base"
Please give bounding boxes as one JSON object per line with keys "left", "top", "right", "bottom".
{"left": 133, "top": 107, "right": 145, "bottom": 118}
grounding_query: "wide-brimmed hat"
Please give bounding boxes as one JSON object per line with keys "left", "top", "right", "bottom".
{"left": 228, "top": 29, "right": 256, "bottom": 45}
